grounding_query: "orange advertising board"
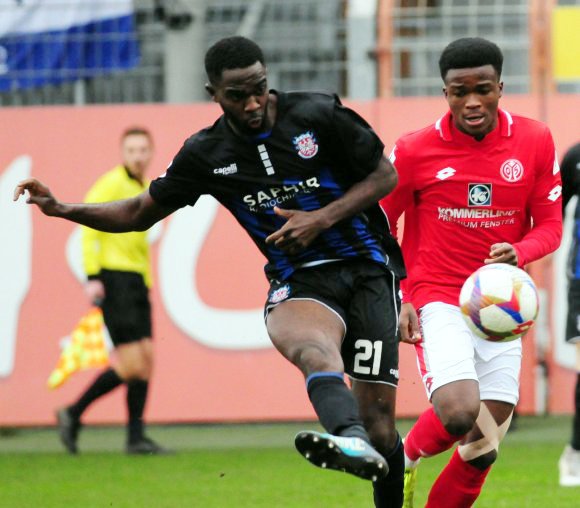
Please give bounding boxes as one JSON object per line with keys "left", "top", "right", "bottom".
{"left": 1, "top": 94, "right": 579, "bottom": 426}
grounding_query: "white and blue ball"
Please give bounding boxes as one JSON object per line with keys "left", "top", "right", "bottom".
{"left": 459, "top": 264, "right": 539, "bottom": 342}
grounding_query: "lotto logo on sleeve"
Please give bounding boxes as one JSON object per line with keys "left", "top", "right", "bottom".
{"left": 548, "top": 185, "right": 562, "bottom": 202}
{"left": 468, "top": 183, "right": 492, "bottom": 206}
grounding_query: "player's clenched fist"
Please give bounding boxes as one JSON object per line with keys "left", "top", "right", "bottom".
{"left": 13, "top": 178, "right": 59, "bottom": 216}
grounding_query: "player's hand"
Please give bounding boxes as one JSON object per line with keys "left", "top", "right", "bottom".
{"left": 399, "top": 303, "right": 422, "bottom": 344}
{"left": 265, "top": 206, "right": 328, "bottom": 254}
{"left": 84, "top": 280, "right": 105, "bottom": 306}
{"left": 484, "top": 242, "right": 518, "bottom": 266}
{"left": 13, "top": 178, "right": 60, "bottom": 216}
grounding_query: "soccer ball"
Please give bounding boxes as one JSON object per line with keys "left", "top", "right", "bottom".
{"left": 459, "top": 264, "right": 539, "bottom": 342}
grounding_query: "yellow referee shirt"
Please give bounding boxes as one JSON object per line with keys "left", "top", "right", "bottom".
{"left": 81, "top": 165, "right": 152, "bottom": 287}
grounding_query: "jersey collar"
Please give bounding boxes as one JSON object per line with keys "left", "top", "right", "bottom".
{"left": 435, "top": 108, "right": 513, "bottom": 142}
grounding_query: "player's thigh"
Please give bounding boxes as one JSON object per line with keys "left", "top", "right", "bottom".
{"left": 266, "top": 298, "right": 345, "bottom": 366}
{"left": 264, "top": 265, "right": 349, "bottom": 368}
{"left": 417, "top": 302, "right": 478, "bottom": 400}
{"left": 342, "top": 267, "right": 400, "bottom": 386}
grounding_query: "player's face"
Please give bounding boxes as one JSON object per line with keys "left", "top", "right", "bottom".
{"left": 208, "top": 61, "right": 270, "bottom": 136}
{"left": 443, "top": 65, "right": 503, "bottom": 140}
{"left": 121, "top": 134, "right": 153, "bottom": 180}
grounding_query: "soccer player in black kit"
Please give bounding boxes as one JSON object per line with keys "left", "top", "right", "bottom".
{"left": 15, "top": 36, "right": 405, "bottom": 507}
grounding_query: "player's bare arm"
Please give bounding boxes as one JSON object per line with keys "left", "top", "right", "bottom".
{"left": 484, "top": 242, "right": 518, "bottom": 266}
{"left": 14, "top": 177, "right": 174, "bottom": 232}
{"left": 266, "top": 156, "right": 397, "bottom": 253}
{"left": 399, "top": 303, "right": 422, "bottom": 344}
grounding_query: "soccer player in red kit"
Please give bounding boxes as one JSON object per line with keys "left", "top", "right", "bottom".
{"left": 380, "top": 37, "right": 562, "bottom": 507}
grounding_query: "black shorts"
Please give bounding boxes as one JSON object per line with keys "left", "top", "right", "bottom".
{"left": 99, "top": 269, "right": 152, "bottom": 346}
{"left": 264, "top": 260, "right": 401, "bottom": 386}
{"left": 566, "top": 279, "right": 580, "bottom": 344}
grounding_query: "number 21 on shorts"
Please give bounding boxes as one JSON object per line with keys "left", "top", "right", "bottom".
{"left": 353, "top": 339, "right": 383, "bottom": 375}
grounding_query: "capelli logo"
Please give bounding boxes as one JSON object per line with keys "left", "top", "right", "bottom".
{"left": 213, "top": 163, "right": 238, "bottom": 176}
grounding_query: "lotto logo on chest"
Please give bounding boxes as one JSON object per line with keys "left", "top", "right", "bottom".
{"left": 293, "top": 131, "right": 319, "bottom": 159}
{"left": 500, "top": 159, "right": 524, "bottom": 182}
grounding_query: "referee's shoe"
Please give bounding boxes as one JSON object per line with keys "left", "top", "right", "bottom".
{"left": 295, "top": 430, "right": 389, "bottom": 481}
{"left": 56, "top": 407, "right": 81, "bottom": 455}
{"left": 126, "top": 436, "right": 172, "bottom": 455}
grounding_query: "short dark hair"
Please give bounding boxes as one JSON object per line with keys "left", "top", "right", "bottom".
{"left": 121, "top": 126, "right": 152, "bottom": 143}
{"left": 438, "top": 37, "right": 503, "bottom": 81}
{"left": 204, "top": 36, "right": 265, "bottom": 85}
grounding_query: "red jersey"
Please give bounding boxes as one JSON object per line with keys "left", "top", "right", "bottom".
{"left": 380, "top": 109, "right": 562, "bottom": 310}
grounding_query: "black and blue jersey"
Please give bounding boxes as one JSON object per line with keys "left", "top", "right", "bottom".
{"left": 149, "top": 90, "right": 404, "bottom": 281}
{"left": 562, "top": 143, "right": 580, "bottom": 279}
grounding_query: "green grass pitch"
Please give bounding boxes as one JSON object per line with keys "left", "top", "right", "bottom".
{"left": 1, "top": 415, "right": 578, "bottom": 507}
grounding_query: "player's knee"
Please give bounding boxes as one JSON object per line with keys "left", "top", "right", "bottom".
{"left": 120, "top": 360, "right": 151, "bottom": 381}
{"left": 366, "top": 425, "right": 399, "bottom": 455}
{"left": 359, "top": 408, "right": 396, "bottom": 448}
{"left": 434, "top": 391, "right": 480, "bottom": 436}
{"left": 441, "top": 410, "right": 477, "bottom": 437}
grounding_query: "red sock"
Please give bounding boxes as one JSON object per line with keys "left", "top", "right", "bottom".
{"left": 404, "top": 407, "right": 463, "bottom": 461}
{"left": 426, "top": 449, "right": 491, "bottom": 508}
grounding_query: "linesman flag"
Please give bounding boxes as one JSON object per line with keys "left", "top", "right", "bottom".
{"left": 47, "top": 306, "right": 110, "bottom": 389}
{"left": 0, "top": 0, "right": 140, "bottom": 91}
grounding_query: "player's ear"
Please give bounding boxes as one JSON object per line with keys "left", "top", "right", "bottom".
{"left": 498, "top": 81, "right": 503, "bottom": 98}
{"left": 442, "top": 86, "right": 448, "bottom": 98}
{"left": 205, "top": 83, "right": 217, "bottom": 101}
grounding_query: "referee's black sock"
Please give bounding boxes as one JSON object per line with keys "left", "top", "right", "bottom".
{"left": 572, "top": 373, "right": 580, "bottom": 450}
{"left": 68, "top": 368, "right": 123, "bottom": 420}
{"left": 373, "top": 433, "right": 404, "bottom": 508}
{"left": 127, "top": 380, "right": 149, "bottom": 444}
{"left": 306, "top": 372, "right": 369, "bottom": 441}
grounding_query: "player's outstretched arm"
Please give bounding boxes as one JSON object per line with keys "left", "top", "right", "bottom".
{"left": 14, "top": 177, "right": 174, "bottom": 233}
{"left": 13, "top": 178, "right": 59, "bottom": 215}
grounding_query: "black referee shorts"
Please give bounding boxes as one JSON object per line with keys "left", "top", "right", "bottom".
{"left": 264, "top": 259, "right": 401, "bottom": 386}
{"left": 99, "top": 269, "right": 152, "bottom": 346}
